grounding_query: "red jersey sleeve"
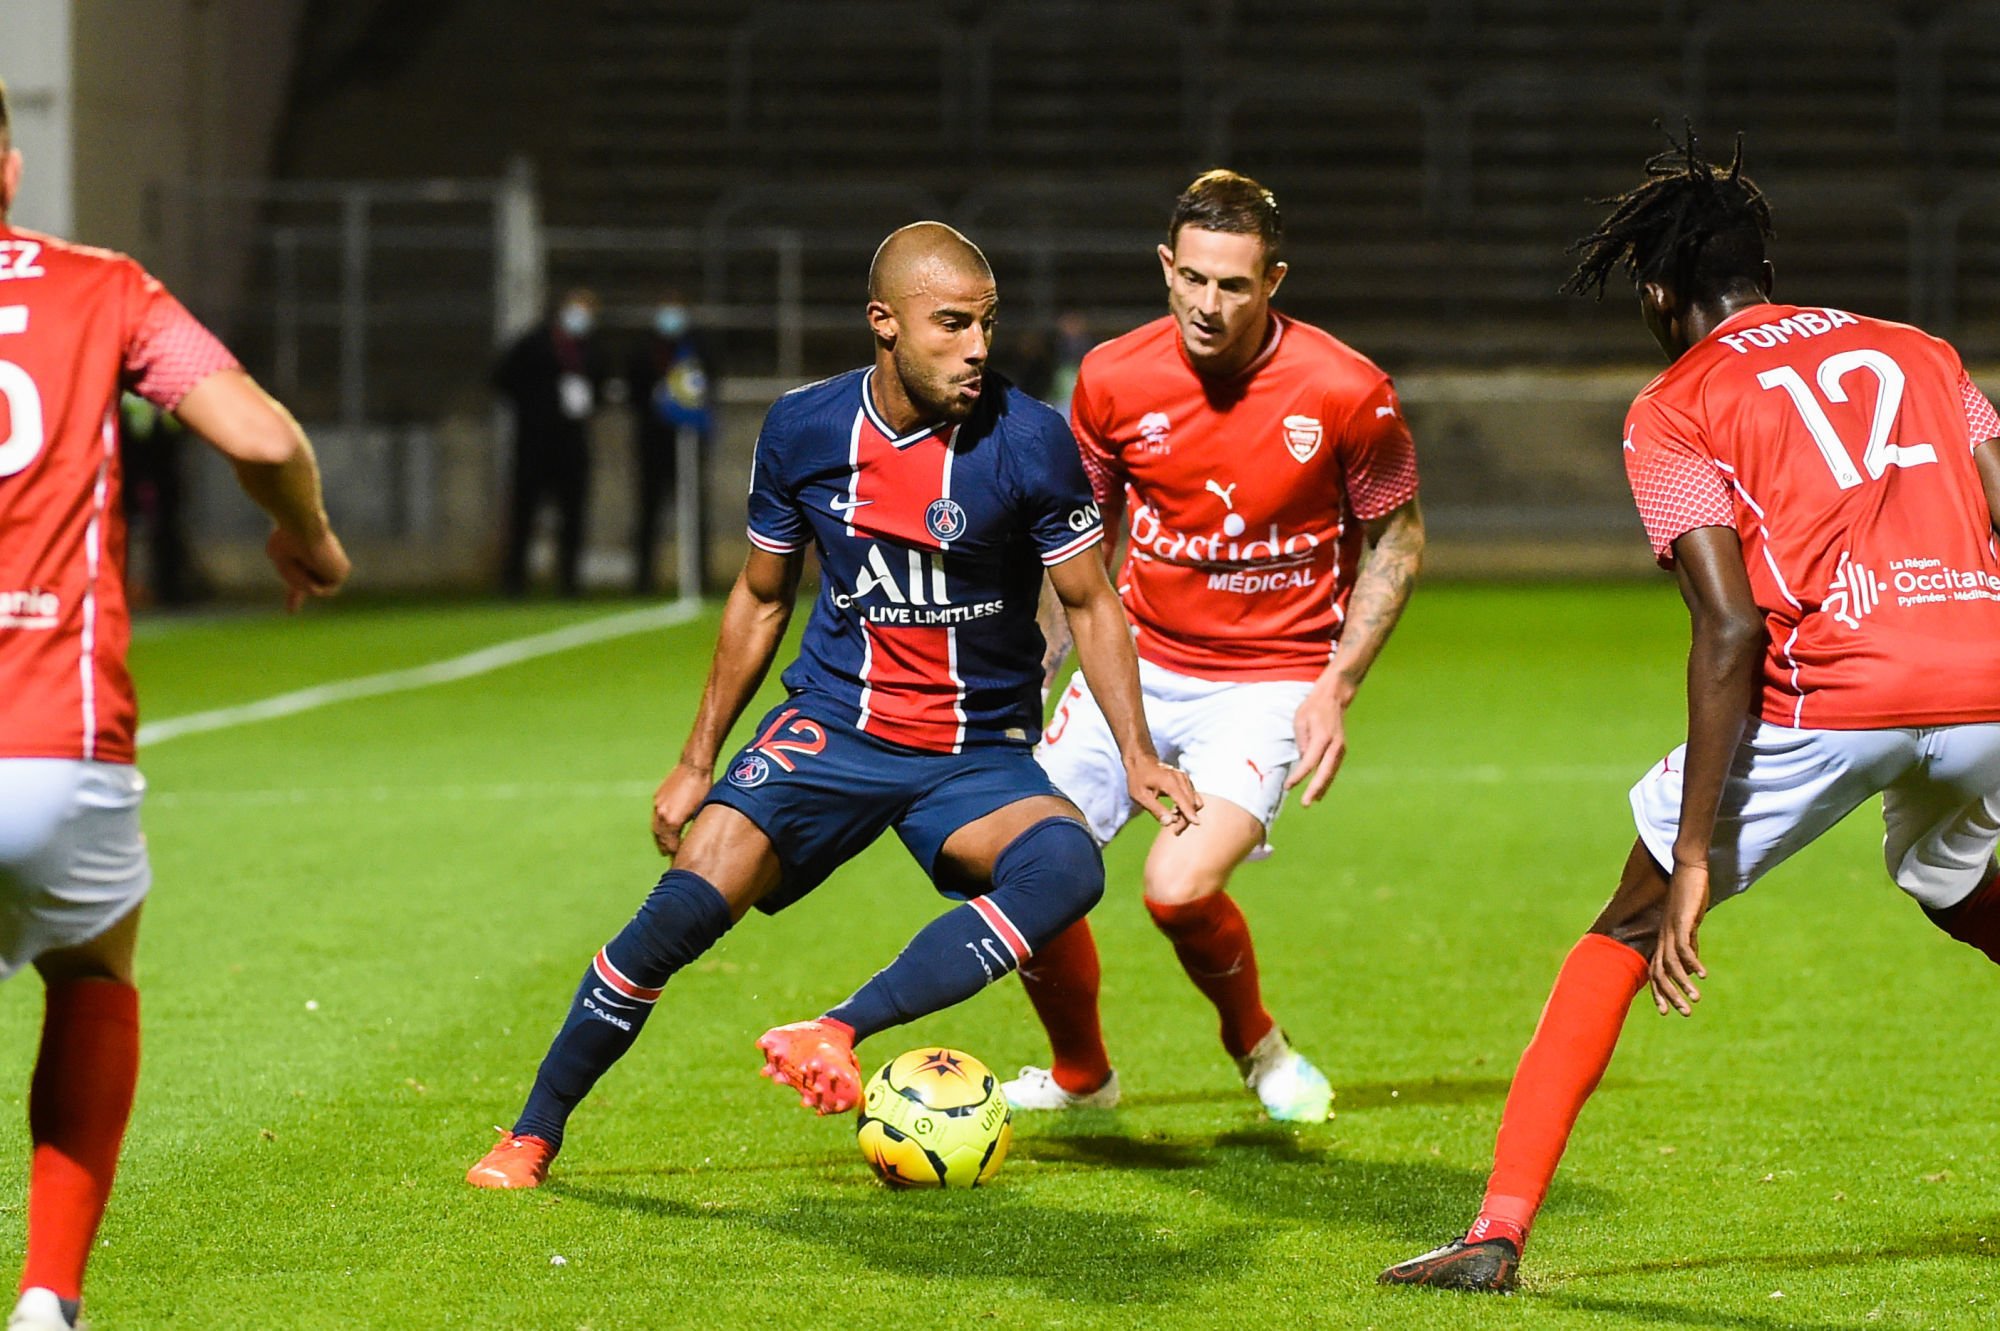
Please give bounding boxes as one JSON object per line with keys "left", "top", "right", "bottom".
{"left": 1623, "top": 396, "right": 1736, "bottom": 567}
{"left": 1334, "top": 375, "right": 1419, "bottom": 520}
{"left": 121, "top": 264, "right": 239, "bottom": 410}
{"left": 1067, "top": 366, "right": 1124, "bottom": 510}
{"left": 1960, "top": 370, "right": 1999, "bottom": 447}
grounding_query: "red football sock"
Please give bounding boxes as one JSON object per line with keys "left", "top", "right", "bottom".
{"left": 1145, "top": 894, "right": 1275, "bottom": 1060}
{"left": 1926, "top": 868, "right": 2000, "bottom": 962}
{"left": 21, "top": 980, "right": 140, "bottom": 1301}
{"left": 1471, "top": 932, "right": 1646, "bottom": 1252}
{"left": 1017, "top": 919, "right": 1112, "bottom": 1095}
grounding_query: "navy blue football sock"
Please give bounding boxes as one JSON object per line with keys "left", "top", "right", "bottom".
{"left": 827, "top": 817, "right": 1103, "bottom": 1042}
{"left": 513, "top": 870, "right": 733, "bottom": 1150}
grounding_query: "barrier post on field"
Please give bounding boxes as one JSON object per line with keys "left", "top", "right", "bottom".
{"left": 675, "top": 423, "right": 704, "bottom": 603}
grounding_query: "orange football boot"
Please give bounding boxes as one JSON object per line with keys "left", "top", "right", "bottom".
{"left": 465, "top": 1129, "right": 555, "bottom": 1189}
{"left": 756, "top": 1018, "right": 862, "bottom": 1114}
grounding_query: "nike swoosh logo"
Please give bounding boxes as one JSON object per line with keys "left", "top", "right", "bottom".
{"left": 829, "top": 496, "right": 872, "bottom": 512}
{"left": 591, "top": 986, "right": 635, "bottom": 1010}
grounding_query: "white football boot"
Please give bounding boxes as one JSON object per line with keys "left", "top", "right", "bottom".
{"left": 1237, "top": 1027, "right": 1333, "bottom": 1122}
{"left": 1001, "top": 1065, "right": 1121, "bottom": 1110}
{"left": 8, "top": 1288, "right": 78, "bottom": 1331}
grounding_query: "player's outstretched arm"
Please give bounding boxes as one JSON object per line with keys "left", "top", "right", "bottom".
{"left": 1654, "top": 524, "right": 1763, "bottom": 1017}
{"left": 173, "top": 369, "right": 349, "bottom": 612}
{"left": 652, "top": 548, "right": 804, "bottom": 855}
{"left": 1290, "top": 496, "right": 1425, "bottom": 807}
{"left": 1046, "top": 550, "right": 1200, "bottom": 834}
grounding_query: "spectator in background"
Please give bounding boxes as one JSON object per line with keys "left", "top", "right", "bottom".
{"left": 1009, "top": 327, "right": 1057, "bottom": 402}
{"left": 494, "top": 288, "right": 606, "bottom": 597}
{"left": 625, "top": 292, "right": 715, "bottom": 596}
{"left": 1046, "top": 310, "right": 1092, "bottom": 416}
{"left": 118, "top": 394, "right": 204, "bottom": 607}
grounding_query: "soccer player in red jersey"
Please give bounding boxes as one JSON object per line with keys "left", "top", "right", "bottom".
{"left": 0, "top": 82, "right": 349, "bottom": 1330}
{"left": 1008, "top": 171, "right": 1425, "bottom": 1120}
{"left": 1384, "top": 131, "right": 2000, "bottom": 1293}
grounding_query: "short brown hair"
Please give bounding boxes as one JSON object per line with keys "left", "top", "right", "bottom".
{"left": 1169, "top": 169, "right": 1282, "bottom": 265}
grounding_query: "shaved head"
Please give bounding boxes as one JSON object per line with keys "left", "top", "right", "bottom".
{"left": 863, "top": 221, "right": 998, "bottom": 429}
{"left": 867, "top": 221, "right": 992, "bottom": 305}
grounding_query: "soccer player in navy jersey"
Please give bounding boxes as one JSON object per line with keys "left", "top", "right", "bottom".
{"left": 468, "top": 222, "right": 1199, "bottom": 1188}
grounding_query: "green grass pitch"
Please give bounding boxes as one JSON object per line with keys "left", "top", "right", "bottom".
{"left": 9, "top": 584, "right": 1994, "bottom": 1327}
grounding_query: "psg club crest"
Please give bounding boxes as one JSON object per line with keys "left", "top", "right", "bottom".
{"left": 925, "top": 498, "right": 968, "bottom": 543}
{"left": 727, "top": 753, "right": 771, "bottom": 789}
{"left": 1281, "top": 414, "right": 1324, "bottom": 463}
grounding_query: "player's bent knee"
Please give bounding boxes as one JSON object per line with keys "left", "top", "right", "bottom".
{"left": 670, "top": 804, "right": 783, "bottom": 918}
{"left": 1141, "top": 872, "right": 1227, "bottom": 908}
{"left": 601, "top": 870, "right": 736, "bottom": 990}
{"left": 988, "top": 816, "right": 1105, "bottom": 952}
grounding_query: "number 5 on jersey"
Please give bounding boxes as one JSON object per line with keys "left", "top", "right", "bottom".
{"left": 1757, "top": 349, "right": 1935, "bottom": 489}
{"left": 0, "top": 306, "right": 42, "bottom": 479}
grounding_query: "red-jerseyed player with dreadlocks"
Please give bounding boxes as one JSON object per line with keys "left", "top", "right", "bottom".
{"left": 1384, "top": 128, "right": 2000, "bottom": 1293}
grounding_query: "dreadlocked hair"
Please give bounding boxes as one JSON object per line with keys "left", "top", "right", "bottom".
{"left": 1562, "top": 124, "right": 1773, "bottom": 301}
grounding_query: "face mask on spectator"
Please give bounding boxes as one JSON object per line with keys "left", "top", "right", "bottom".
{"left": 654, "top": 305, "right": 690, "bottom": 339}
{"left": 559, "top": 303, "right": 595, "bottom": 337}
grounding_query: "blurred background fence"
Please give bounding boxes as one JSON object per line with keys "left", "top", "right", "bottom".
{"left": 14, "top": 0, "right": 2000, "bottom": 592}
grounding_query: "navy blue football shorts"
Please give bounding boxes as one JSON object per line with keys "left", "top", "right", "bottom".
{"left": 700, "top": 696, "right": 1067, "bottom": 914}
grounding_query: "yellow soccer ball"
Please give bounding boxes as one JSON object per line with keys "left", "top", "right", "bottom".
{"left": 855, "top": 1047, "right": 1013, "bottom": 1188}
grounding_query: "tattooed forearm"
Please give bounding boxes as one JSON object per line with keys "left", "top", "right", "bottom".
{"left": 1328, "top": 498, "right": 1425, "bottom": 698}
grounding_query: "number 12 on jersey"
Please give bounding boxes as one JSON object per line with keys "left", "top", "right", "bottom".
{"left": 1757, "top": 349, "right": 1935, "bottom": 489}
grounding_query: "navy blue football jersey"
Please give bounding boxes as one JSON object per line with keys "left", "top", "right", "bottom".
{"left": 745, "top": 368, "right": 1104, "bottom": 752}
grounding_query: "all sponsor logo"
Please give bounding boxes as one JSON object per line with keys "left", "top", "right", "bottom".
{"left": 728, "top": 753, "right": 772, "bottom": 788}
{"left": 1281, "top": 414, "right": 1323, "bottom": 463}
{"left": 925, "top": 498, "right": 968, "bottom": 543}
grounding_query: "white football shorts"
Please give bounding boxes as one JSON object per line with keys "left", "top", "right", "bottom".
{"left": 0, "top": 759, "right": 150, "bottom": 979}
{"left": 1630, "top": 720, "right": 2000, "bottom": 912}
{"left": 1036, "top": 658, "right": 1313, "bottom": 852}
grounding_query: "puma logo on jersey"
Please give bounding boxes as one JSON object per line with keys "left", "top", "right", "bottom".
{"left": 1205, "top": 479, "right": 1238, "bottom": 510}
{"left": 1374, "top": 404, "right": 1397, "bottom": 418}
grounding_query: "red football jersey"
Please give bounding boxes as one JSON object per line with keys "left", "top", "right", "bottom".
{"left": 0, "top": 224, "right": 239, "bottom": 761}
{"left": 1072, "top": 313, "right": 1419, "bottom": 682}
{"left": 1626, "top": 301, "right": 2000, "bottom": 729}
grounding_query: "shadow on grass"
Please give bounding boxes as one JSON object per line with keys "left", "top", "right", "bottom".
{"left": 553, "top": 1182, "right": 1260, "bottom": 1304}
{"left": 1561, "top": 1214, "right": 2000, "bottom": 1282}
{"left": 559, "top": 1151, "right": 855, "bottom": 1179}
{"left": 1512, "top": 1217, "right": 2000, "bottom": 1330}
{"left": 1120, "top": 1075, "right": 1513, "bottom": 1113}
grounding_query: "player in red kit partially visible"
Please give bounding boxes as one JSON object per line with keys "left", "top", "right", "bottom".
{"left": 1385, "top": 131, "right": 2000, "bottom": 1294}
{"left": 0, "top": 81, "right": 348, "bottom": 1331}
{"left": 1012, "top": 171, "right": 1425, "bottom": 1121}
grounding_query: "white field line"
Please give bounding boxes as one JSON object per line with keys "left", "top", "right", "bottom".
{"left": 146, "top": 762, "right": 1641, "bottom": 810}
{"left": 138, "top": 599, "right": 704, "bottom": 748}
